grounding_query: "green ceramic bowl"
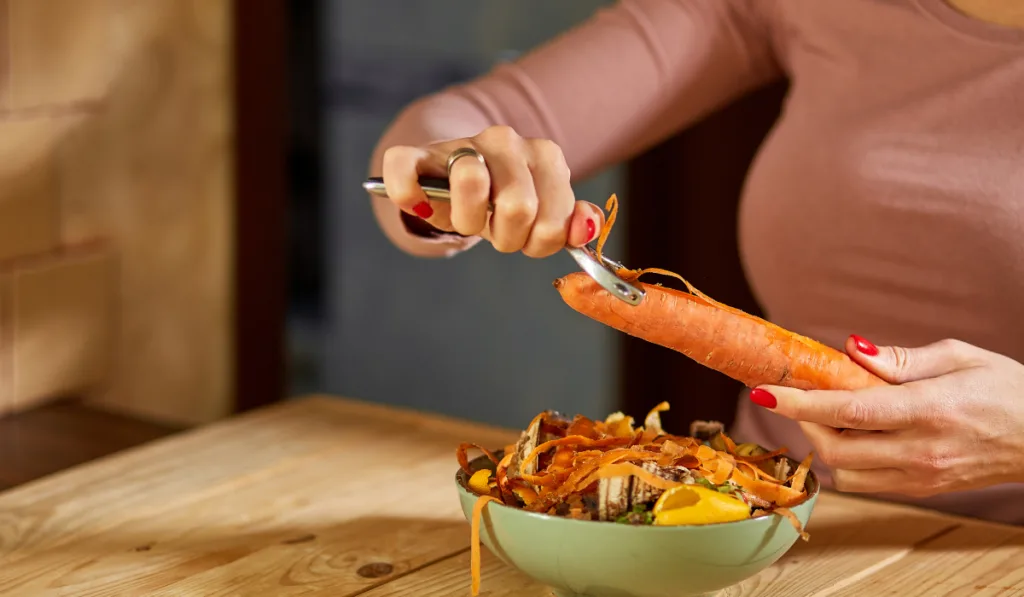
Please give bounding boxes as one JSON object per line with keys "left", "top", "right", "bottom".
{"left": 456, "top": 453, "right": 818, "bottom": 597}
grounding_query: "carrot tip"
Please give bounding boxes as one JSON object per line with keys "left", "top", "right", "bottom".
{"left": 552, "top": 278, "right": 564, "bottom": 289}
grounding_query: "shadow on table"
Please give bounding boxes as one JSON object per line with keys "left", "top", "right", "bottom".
{"left": 791, "top": 513, "right": 1021, "bottom": 553}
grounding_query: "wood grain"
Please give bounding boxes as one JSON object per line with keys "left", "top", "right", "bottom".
{"left": 828, "top": 523, "right": 1024, "bottom": 597}
{"left": 359, "top": 549, "right": 548, "bottom": 597}
{"left": 6, "top": 0, "right": 112, "bottom": 109}
{"left": 0, "top": 396, "right": 515, "bottom": 595}
{"left": 717, "top": 499, "right": 964, "bottom": 597}
{"left": 0, "top": 395, "right": 1019, "bottom": 597}
{"left": 57, "top": 0, "right": 234, "bottom": 425}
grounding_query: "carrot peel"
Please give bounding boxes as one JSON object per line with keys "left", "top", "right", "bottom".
{"left": 457, "top": 443, "right": 500, "bottom": 475}
{"left": 470, "top": 495, "right": 502, "bottom": 596}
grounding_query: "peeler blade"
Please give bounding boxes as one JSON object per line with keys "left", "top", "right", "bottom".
{"left": 565, "top": 245, "right": 644, "bottom": 306}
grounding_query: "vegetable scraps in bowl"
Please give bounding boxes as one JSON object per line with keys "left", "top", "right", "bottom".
{"left": 457, "top": 402, "right": 814, "bottom": 595}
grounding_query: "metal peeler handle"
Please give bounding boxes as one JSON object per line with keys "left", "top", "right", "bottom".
{"left": 364, "top": 176, "right": 483, "bottom": 204}
{"left": 362, "top": 175, "right": 644, "bottom": 306}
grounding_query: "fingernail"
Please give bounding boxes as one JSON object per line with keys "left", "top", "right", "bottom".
{"left": 851, "top": 334, "right": 879, "bottom": 356}
{"left": 412, "top": 202, "right": 433, "bottom": 219}
{"left": 749, "top": 388, "right": 777, "bottom": 409}
{"left": 585, "top": 218, "right": 597, "bottom": 242}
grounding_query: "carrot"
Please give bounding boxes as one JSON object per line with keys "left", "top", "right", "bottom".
{"left": 552, "top": 195, "right": 887, "bottom": 392}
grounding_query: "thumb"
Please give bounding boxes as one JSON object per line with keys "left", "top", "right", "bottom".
{"left": 845, "top": 335, "right": 978, "bottom": 384}
{"left": 566, "top": 200, "right": 605, "bottom": 247}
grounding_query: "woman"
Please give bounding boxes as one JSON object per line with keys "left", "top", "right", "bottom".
{"left": 367, "top": 0, "right": 1024, "bottom": 524}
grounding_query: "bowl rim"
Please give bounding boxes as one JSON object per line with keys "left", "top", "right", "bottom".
{"left": 455, "top": 451, "right": 820, "bottom": 532}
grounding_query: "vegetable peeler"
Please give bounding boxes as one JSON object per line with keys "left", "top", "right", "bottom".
{"left": 363, "top": 176, "right": 645, "bottom": 306}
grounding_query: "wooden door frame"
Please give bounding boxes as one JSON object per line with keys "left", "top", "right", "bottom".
{"left": 231, "top": 0, "right": 289, "bottom": 413}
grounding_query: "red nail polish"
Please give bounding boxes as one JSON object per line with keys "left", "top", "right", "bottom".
{"left": 749, "top": 388, "right": 777, "bottom": 409}
{"left": 851, "top": 334, "right": 879, "bottom": 356}
{"left": 412, "top": 202, "right": 433, "bottom": 219}
{"left": 585, "top": 218, "right": 597, "bottom": 242}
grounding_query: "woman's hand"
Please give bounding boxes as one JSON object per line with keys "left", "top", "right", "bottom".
{"left": 380, "top": 125, "right": 604, "bottom": 258}
{"left": 750, "top": 336, "right": 1024, "bottom": 497}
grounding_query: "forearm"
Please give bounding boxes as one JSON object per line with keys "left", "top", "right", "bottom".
{"left": 367, "top": 0, "right": 784, "bottom": 258}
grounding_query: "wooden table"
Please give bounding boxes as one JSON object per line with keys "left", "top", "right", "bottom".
{"left": 0, "top": 396, "right": 1021, "bottom": 596}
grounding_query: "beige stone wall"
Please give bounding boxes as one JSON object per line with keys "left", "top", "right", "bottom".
{"left": 0, "top": 0, "right": 234, "bottom": 426}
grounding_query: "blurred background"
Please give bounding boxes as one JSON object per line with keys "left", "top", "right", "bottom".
{"left": 0, "top": 0, "right": 786, "bottom": 489}
{"left": 302, "top": 0, "right": 626, "bottom": 427}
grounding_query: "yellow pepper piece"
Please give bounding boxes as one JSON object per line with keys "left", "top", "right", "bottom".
{"left": 652, "top": 485, "right": 751, "bottom": 526}
{"left": 468, "top": 469, "right": 492, "bottom": 494}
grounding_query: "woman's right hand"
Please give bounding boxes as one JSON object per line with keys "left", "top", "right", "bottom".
{"left": 380, "top": 125, "right": 605, "bottom": 258}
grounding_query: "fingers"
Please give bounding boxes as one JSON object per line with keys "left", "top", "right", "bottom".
{"left": 797, "top": 422, "right": 943, "bottom": 496}
{"left": 845, "top": 335, "right": 982, "bottom": 384}
{"left": 566, "top": 201, "right": 604, "bottom": 247}
{"left": 831, "top": 468, "right": 908, "bottom": 494}
{"left": 825, "top": 437, "right": 978, "bottom": 498}
{"left": 753, "top": 385, "right": 918, "bottom": 430}
{"left": 831, "top": 467, "right": 952, "bottom": 497}
{"left": 380, "top": 126, "right": 583, "bottom": 257}
{"left": 447, "top": 143, "right": 492, "bottom": 236}
{"left": 798, "top": 422, "right": 902, "bottom": 470}
{"left": 799, "top": 421, "right": 967, "bottom": 497}
{"left": 521, "top": 140, "right": 603, "bottom": 253}
{"left": 521, "top": 139, "right": 575, "bottom": 258}
{"left": 380, "top": 144, "right": 443, "bottom": 216}
{"left": 473, "top": 128, "right": 538, "bottom": 253}
{"left": 380, "top": 143, "right": 458, "bottom": 232}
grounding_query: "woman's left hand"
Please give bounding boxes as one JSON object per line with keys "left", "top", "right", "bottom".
{"left": 751, "top": 336, "right": 1024, "bottom": 497}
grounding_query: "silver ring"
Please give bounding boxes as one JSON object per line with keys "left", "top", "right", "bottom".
{"left": 446, "top": 147, "right": 485, "bottom": 177}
